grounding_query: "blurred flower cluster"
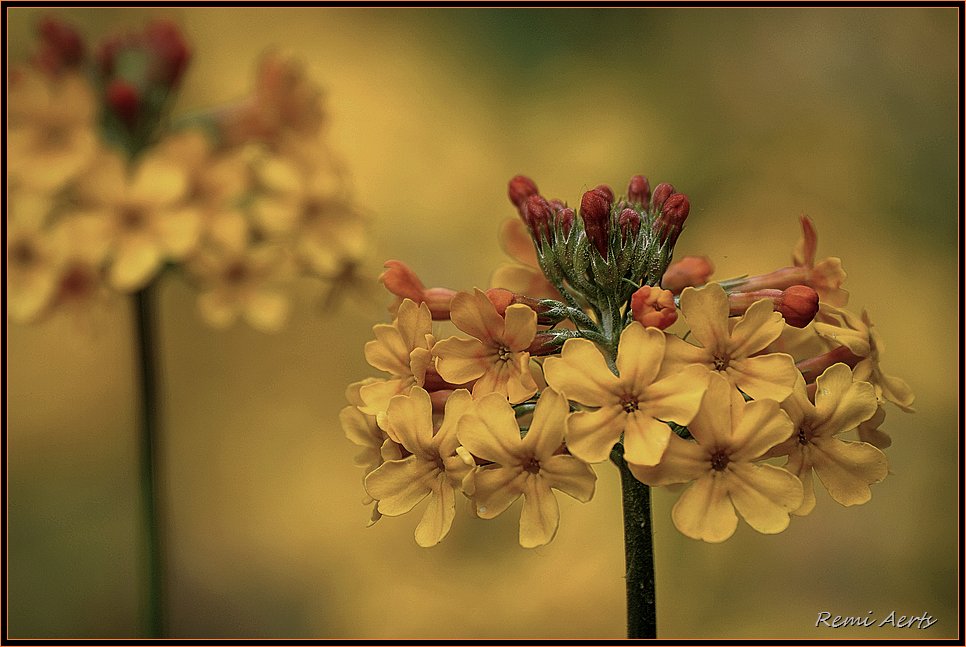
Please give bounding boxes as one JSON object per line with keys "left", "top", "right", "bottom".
{"left": 344, "top": 171, "right": 913, "bottom": 547}
{"left": 7, "top": 16, "right": 366, "bottom": 331}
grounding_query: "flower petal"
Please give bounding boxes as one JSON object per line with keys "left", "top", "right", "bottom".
{"left": 729, "top": 399, "right": 795, "bottom": 461}
{"left": 629, "top": 433, "right": 708, "bottom": 486}
{"left": 615, "top": 323, "right": 665, "bottom": 392}
{"left": 414, "top": 475, "right": 457, "bottom": 547}
{"left": 679, "top": 284, "right": 730, "bottom": 353}
{"left": 523, "top": 388, "right": 569, "bottom": 459}
{"left": 502, "top": 304, "right": 537, "bottom": 351}
{"left": 450, "top": 289, "right": 505, "bottom": 342}
{"left": 813, "top": 364, "right": 878, "bottom": 437}
{"left": 244, "top": 289, "right": 289, "bottom": 332}
{"left": 565, "top": 406, "right": 625, "bottom": 463}
{"left": 728, "top": 298, "right": 784, "bottom": 358}
{"left": 365, "top": 456, "right": 435, "bottom": 516}
{"left": 641, "top": 364, "right": 709, "bottom": 426}
{"left": 622, "top": 413, "right": 672, "bottom": 466}
{"left": 540, "top": 455, "right": 596, "bottom": 502}
{"left": 385, "top": 387, "right": 434, "bottom": 454}
{"left": 671, "top": 473, "right": 738, "bottom": 543}
{"left": 726, "top": 463, "right": 803, "bottom": 534}
{"left": 473, "top": 466, "right": 526, "bottom": 519}
{"left": 434, "top": 337, "right": 488, "bottom": 384}
{"left": 110, "top": 236, "right": 162, "bottom": 291}
{"left": 725, "top": 353, "right": 797, "bottom": 402}
{"left": 456, "top": 393, "right": 521, "bottom": 465}
{"left": 809, "top": 436, "right": 888, "bottom": 507}
{"left": 519, "top": 475, "right": 559, "bottom": 548}
{"left": 543, "top": 338, "right": 619, "bottom": 406}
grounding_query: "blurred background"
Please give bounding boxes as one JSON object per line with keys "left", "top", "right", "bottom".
{"left": 6, "top": 6, "right": 959, "bottom": 639}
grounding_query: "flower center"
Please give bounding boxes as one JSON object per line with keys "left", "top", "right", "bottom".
{"left": 710, "top": 449, "right": 730, "bottom": 472}
{"left": 497, "top": 345, "right": 512, "bottom": 361}
{"left": 40, "top": 123, "right": 71, "bottom": 150}
{"left": 120, "top": 206, "right": 147, "bottom": 231}
{"left": 224, "top": 261, "right": 249, "bottom": 284}
{"left": 620, "top": 394, "right": 639, "bottom": 414}
{"left": 302, "top": 199, "right": 325, "bottom": 223}
{"left": 797, "top": 425, "right": 811, "bottom": 445}
{"left": 60, "top": 264, "right": 95, "bottom": 298}
{"left": 712, "top": 354, "right": 730, "bottom": 371}
{"left": 523, "top": 457, "right": 541, "bottom": 474}
{"left": 10, "top": 240, "right": 37, "bottom": 267}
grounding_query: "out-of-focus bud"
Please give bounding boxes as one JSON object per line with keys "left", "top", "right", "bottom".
{"left": 143, "top": 19, "right": 190, "bottom": 87}
{"left": 524, "top": 195, "right": 554, "bottom": 245}
{"left": 580, "top": 188, "right": 613, "bottom": 259}
{"left": 557, "top": 207, "right": 575, "bottom": 237}
{"left": 661, "top": 255, "right": 714, "bottom": 293}
{"left": 379, "top": 260, "right": 457, "bottom": 320}
{"left": 35, "top": 17, "right": 85, "bottom": 74}
{"left": 508, "top": 175, "right": 540, "bottom": 213}
{"left": 106, "top": 80, "right": 141, "bottom": 127}
{"left": 630, "top": 285, "right": 678, "bottom": 329}
{"left": 96, "top": 34, "right": 126, "bottom": 76}
{"left": 651, "top": 182, "right": 675, "bottom": 211}
{"left": 727, "top": 285, "right": 819, "bottom": 328}
{"left": 618, "top": 208, "right": 641, "bottom": 243}
{"left": 654, "top": 193, "right": 689, "bottom": 246}
{"left": 627, "top": 175, "right": 651, "bottom": 207}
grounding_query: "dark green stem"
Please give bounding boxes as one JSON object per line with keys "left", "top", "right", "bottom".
{"left": 611, "top": 445, "right": 657, "bottom": 639}
{"left": 134, "top": 284, "right": 165, "bottom": 637}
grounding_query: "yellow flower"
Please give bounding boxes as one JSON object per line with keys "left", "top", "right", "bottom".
{"left": 73, "top": 149, "right": 202, "bottom": 292}
{"left": 663, "top": 283, "right": 799, "bottom": 402}
{"left": 768, "top": 364, "right": 886, "bottom": 515}
{"left": 457, "top": 388, "right": 596, "bottom": 548}
{"left": 543, "top": 323, "right": 709, "bottom": 465}
{"left": 631, "top": 373, "right": 803, "bottom": 543}
{"left": 812, "top": 306, "right": 915, "bottom": 412}
{"left": 7, "top": 69, "right": 98, "bottom": 193}
{"left": 187, "top": 242, "right": 293, "bottom": 333}
{"left": 359, "top": 299, "right": 436, "bottom": 418}
{"left": 433, "top": 289, "right": 538, "bottom": 404}
{"left": 341, "top": 379, "right": 404, "bottom": 526}
{"left": 364, "top": 387, "right": 474, "bottom": 547}
{"left": 6, "top": 191, "right": 62, "bottom": 322}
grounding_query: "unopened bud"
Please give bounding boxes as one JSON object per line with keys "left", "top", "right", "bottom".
{"left": 557, "top": 207, "right": 575, "bottom": 237}
{"left": 380, "top": 260, "right": 456, "bottom": 320}
{"left": 106, "top": 80, "right": 140, "bottom": 127}
{"left": 651, "top": 182, "right": 675, "bottom": 210}
{"left": 548, "top": 198, "right": 566, "bottom": 211}
{"left": 727, "top": 285, "right": 819, "bottom": 328}
{"left": 524, "top": 195, "right": 554, "bottom": 245}
{"left": 630, "top": 285, "right": 678, "bottom": 329}
{"left": 627, "top": 175, "right": 651, "bottom": 207}
{"left": 654, "top": 193, "right": 689, "bottom": 246}
{"left": 796, "top": 347, "right": 861, "bottom": 384}
{"left": 36, "top": 17, "right": 84, "bottom": 73}
{"left": 593, "top": 184, "right": 615, "bottom": 203}
{"left": 580, "top": 188, "right": 613, "bottom": 259}
{"left": 661, "top": 256, "right": 714, "bottom": 293}
{"left": 618, "top": 208, "right": 641, "bottom": 242}
{"left": 144, "top": 19, "right": 190, "bottom": 86}
{"left": 508, "top": 175, "right": 539, "bottom": 211}
{"left": 485, "top": 288, "right": 563, "bottom": 324}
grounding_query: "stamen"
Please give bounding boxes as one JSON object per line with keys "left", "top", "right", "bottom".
{"left": 710, "top": 450, "right": 730, "bottom": 472}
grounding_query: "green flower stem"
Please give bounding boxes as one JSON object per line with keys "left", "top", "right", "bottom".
{"left": 611, "top": 444, "right": 658, "bottom": 639}
{"left": 134, "top": 284, "right": 165, "bottom": 637}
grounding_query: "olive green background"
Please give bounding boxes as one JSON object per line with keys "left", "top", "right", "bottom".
{"left": 6, "top": 7, "right": 959, "bottom": 639}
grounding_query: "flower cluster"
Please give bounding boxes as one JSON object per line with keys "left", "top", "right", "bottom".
{"left": 344, "top": 172, "right": 912, "bottom": 545}
{"left": 7, "top": 16, "right": 366, "bottom": 331}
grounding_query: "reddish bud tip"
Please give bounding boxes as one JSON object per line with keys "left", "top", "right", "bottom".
{"left": 580, "top": 188, "right": 613, "bottom": 259}
{"left": 661, "top": 256, "right": 714, "bottom": 293}
{"left": 557, "top": 207, "right": 575, "bottom": 237}
{"left": 651, "top": 182, "right": 675, "bottom": 210}
{"left": 618, "top": 208, "right": 641, "bottom": 242}
{"left": 36, "top": 17, "right": 85, "bottom": 73}
{"left": 485, "top": 288, "right": 515, "bottom": 316}
{"left": 776, "top": 285, "right": 820, "bottom": 328}
{"left": 508, "top": 175, "right": 540, "bottom": 210}
{"left": 630, "top": 285, "right": 678, "bottom": 330}
{"left": 627, "top": 175, "right": 651, "bottom": 207}
{"left": 524, "top": 194, "right": 554, "bottom": 244}
{"left": 106, "top": 80, "right": 140, "bottom": 126}
{"left": 654, "top": 193, "right": 690, "bottom": 246}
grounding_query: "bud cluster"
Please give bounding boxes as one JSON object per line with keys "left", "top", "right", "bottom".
{"left": 509, "top": 174, "right": 691, "bottom": 311}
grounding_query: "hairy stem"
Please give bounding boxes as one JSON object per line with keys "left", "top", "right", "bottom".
{"left": 611, "top": 444, "right": 657, "bottom": 639}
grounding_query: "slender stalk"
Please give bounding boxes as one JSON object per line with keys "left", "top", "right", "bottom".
{"left": 134, "top": 284, "right": 165, "bottom": 637}
{"left": 611, "top": 444, "right": 657, "bottom": 639}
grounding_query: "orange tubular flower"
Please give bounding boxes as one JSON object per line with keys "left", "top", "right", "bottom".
{"left": 630, "top": 285, "right": 678, "bottom": 330}
{"left": 727, "top": 285, "right": 820, "bottom": 329}
{"left": 660, "top": 255, "right": 714, "bottom": 294}
{"left": 433, "top": 289, "right": 538, "bottom": 404}
{"left": 380, "top": 260, "right": 457, "bottom": 320}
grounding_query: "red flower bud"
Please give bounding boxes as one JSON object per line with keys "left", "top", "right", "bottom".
{"left": 524, "top": 194, "right": 554, "bottom": 244}
{"left": 651, "top": 182, "right": 675, "bottom": 211}
{"left": 776, "top": 285, "right": 820, "bottom": 328}
{"left": 661, "top": 255, "right": 714, "bottom": 293}
{"left": 35, "top": 17, "right": 85, "bottom": 73}
{"left": 379, "top": 260, "right": 456, "bottom": 320}
{"left": 106, "top": 80, "right": 141, "bottom": 127}
{"left": 627, "top": 175, "right": 651, "bottom": 207}
{"left": 630, "top": 285, "right": 678, "bottom": 330}
{"left": 96, "top": 35, "right": 126, "bottom": 76}
{"left": 618, "top": 208, "right": 641, "bottom": 242}
{"left": 556, "top": 207, "right": 575, "bottom": 237}
{"left": 508, "top": 175, "right": 540, "bottom": 211}
{"left": 654, "top": 193, "right": 689, "bottom": 246}
{"left": 593, "top": 184, "right": 615, "bottom": 203}
{"left": 144, "top": 20, "right": 190, "bottom": 86}
{"left": 727, "top": 285, "right": 819, "bottom": 328}
{"left": 580, "top": 188, "right": 612, "bottom": 259}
